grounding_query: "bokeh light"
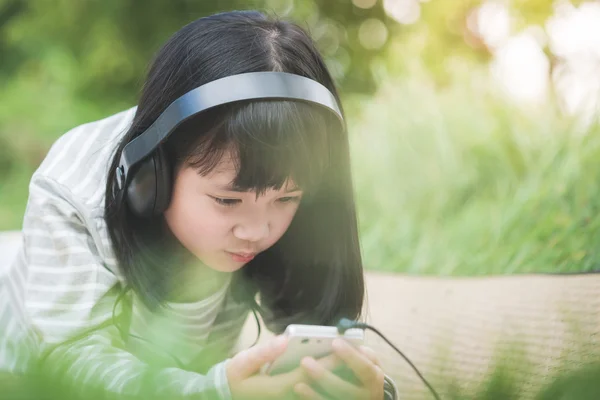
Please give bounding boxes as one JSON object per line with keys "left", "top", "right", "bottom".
{"left": 383, "top": 0, "right": 421, "bottom": 25}
{"left": 352, "top": 0, "right": 378, "bottom": 9}
{"left": 358, "top": 18, "right": 389, "bottom": 50}
{"left": 490, "top": 31, "right": 550, "bottom": 105}
{"left": 471, "top": 1, "right": 512, "bottom": 49}
{"left": 547, "top": 1, "right": 600, "bottom": 121}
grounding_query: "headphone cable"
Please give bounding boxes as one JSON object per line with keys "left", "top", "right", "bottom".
{"left": 337, "top": 318, "right": 441, "bottom": 400}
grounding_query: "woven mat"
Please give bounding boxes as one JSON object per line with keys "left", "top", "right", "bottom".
{"left": 239, "top": 272, "right": 600, "bottom": 399}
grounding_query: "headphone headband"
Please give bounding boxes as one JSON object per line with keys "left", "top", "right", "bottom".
{"left": 117, "top": 71, "right": 343, "bottom": 190}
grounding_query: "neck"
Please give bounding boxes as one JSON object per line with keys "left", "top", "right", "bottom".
{"left": 166, "top": 249, "right": 231, "bottom": 304}
{"left": 167, "top": 259, "right": 231, "bottom": 303}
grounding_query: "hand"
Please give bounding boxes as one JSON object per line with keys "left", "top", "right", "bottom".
{"left": 294, "top": 340, "right": 385, "bottom": 400}
{"left": 226, "top": 336, "right": 343, "bottom": 400}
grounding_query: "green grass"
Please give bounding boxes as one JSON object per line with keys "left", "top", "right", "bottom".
{"left": 350, "top": 70, "right": 600, "bottom": 276}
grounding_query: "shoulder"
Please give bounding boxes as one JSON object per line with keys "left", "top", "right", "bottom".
{"left": 33, "top": 106, "right": 137, "bottom": 210}
{"left": 24, "top": 107, "right": 137, "bottom": 277}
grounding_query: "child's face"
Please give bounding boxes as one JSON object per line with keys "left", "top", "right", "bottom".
{"left": 163, "top": 149, "right": 303, "bottom": 273}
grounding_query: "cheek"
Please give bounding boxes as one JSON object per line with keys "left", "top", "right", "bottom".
{"left": 185, "top": 206, "right": 228, "bottom": 239}
{"left": 267, "top": 205, "right": 300, "bottom": 244}
{"left": 165, "top": 192, "right": 231, "bottom": 250}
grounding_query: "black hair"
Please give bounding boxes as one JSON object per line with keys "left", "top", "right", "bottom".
{"left": 104, "top": 10, "right": 364, "bottom": 333}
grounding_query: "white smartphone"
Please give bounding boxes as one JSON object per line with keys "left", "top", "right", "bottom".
{"left": 261, "top": 324, "right": 365, "bottom": 375}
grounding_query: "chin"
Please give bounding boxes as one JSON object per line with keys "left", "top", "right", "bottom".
{"left": 213, "top": 262, "right": 245, "bottom": 273}
{"left": 201, "top": 256, "right": 246, "bottom": 273}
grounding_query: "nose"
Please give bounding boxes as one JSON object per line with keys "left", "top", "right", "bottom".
{"left": 232, "top": 216, "right": 270, "bottom": 243}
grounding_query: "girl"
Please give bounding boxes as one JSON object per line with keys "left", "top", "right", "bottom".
{"left": 2, "top": 10, "right": 398, "bottom": 400}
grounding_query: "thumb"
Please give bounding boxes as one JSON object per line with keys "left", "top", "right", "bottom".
{"left": 227, "top": 336, "right": 288, "bottom": 379}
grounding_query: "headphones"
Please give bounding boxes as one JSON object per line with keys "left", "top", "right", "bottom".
{"left": 115, "top": 71, "right": 345, "bottom": 217}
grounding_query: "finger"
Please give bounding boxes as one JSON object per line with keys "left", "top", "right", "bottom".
{"left": 228, "top": 335, "right": 288, "bottom": 379}
{"left": 301, "top": 356, "right": 361, "bottom": 399}
{"left": 280, "top": 353, "right": 343, "bottom": 387}
{"left": 294, "top": 382, "right": 328, "bottom": 400}
{"left": 316, "top": 353, "right": 344, "bottom": 371}
{"left": 332, "top": 339, "right": 380, "bottom": 385}
{"left": 358, "top": 345, "right": 382, "bottom": 368}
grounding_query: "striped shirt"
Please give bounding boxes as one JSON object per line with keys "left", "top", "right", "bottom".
{"left": 0, "top": 107, "right": 250, "bottom": 399}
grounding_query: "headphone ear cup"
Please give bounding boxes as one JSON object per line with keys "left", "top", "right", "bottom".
{"left": 126, "top": 156, "right": 158, "bottom": 217}
{"left": 152, "top": 146, "right": 172, "bottom": 215}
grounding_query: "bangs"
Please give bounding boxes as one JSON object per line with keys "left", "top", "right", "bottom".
{"left": 184, "top": 101, "right": 341, "bottom": 195}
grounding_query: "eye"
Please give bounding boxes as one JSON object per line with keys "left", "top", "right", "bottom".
{"left": 210, "top": 196, "right": 241, "bottom": 207}
{"left": 278, "top": 196, "right": 301, "bottom": 204}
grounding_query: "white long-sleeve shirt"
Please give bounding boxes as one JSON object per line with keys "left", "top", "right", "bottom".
{"left": 0, "top": 107, "right": 250, "bottom": 399}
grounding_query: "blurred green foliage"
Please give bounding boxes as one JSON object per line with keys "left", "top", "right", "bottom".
{"left": 351, "top": 65, "right": 600, "bottom": 275}
{"left": 1, "top": 0, "right": 598, "bottom": 276}
{"left": 4, "top": 343, "right": 600, "bottom": 400}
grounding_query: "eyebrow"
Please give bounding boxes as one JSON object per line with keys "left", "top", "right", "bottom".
{"left": 216, "top": 183, "right": 301, "bottom": 193}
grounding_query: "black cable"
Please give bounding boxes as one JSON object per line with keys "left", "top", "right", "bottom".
{"left": 250, "top": 308, "right": 262, "bottom": 348}
{"left": 337, "top": 318, "right": 441, "bottom": 400}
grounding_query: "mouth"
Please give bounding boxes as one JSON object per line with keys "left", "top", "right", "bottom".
{"left": 226, "top": 251, "right": 257, "bottom": 263}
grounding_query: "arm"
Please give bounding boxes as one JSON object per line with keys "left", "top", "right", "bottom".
{"left": 0, "top": 274, "right": 40, "bottom": 375}
{"left": 19, "top": 175, "right": 232, "bottom": 399}
{"left": 41, "top": 328, "right": 231, "bottom": 400}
